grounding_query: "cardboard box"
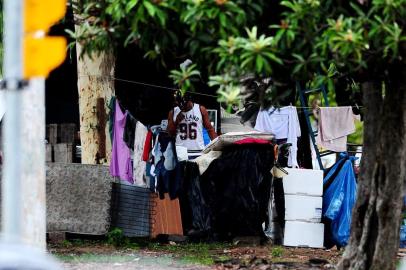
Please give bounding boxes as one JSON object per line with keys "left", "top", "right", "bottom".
{"left": 284, "top": 221, "right": 324, "bottom": 248}
{"left": 283, "top": 168, "right": 323, "bottom": 196}
{"left": 285, "top": 194, "right": 322, "bottom": 223}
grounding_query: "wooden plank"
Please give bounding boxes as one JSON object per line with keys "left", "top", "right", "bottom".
{"left": 150, "top": 193, "right": 183, "bottom": 238}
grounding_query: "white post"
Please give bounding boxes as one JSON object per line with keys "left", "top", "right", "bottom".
{"left": 20, "top": 78, "right": 46, "bottom": 249}
{"left": 2, "top": 0, "right": 46, "bottom": 250}
{"left": 1, "top": 0, "right": 24, "bottom": 244}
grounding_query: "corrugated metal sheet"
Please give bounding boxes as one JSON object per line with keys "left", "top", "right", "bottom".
{"left": 111, "top": 183, "right": 151, "bottom": 237}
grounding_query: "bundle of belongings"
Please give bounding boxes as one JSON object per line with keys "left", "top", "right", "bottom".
{"left": 181, "top": 132, "right": 278, "bottom": 240}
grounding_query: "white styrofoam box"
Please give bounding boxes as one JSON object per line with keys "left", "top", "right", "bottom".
{"left": 285, "top": 194, "right": 323, "bottom": 223}
{"left": 283, "top": 168, "right": 323, "bottom": 196}
{"left": 283, "top": 221, "right": 324, "bottom": 248}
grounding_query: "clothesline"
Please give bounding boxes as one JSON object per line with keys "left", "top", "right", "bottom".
{"left": 78, "top": 74, "right": 218, "bottom": 98}
{"left": 78, "top": 74, "right": 363, "bottom": 109}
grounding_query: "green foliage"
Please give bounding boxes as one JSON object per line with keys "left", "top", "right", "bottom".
{"left": 106, "top": 227, "right": 130, "bottom": 247}
{"left": 71, "top": 239, "right": 86, "bottom": 246}
{"left": 148, "top": 242, "right": 231, "bottom": 266}
{"left": 271, "top": 246, "right": 284, "bottom": 257}
{"left": 70, "top": 0, "right": 406, "bottom": 112}
{"left": 62, "top": 239, "right": 73, "bottom": 247}
{"left": 69, "top": 0, "right": 264, "bottom": 64}
{"left": 169, "top": 63, "right": 201, "bottom": 94}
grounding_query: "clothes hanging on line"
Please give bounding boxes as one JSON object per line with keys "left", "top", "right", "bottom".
{"left": 149, "top": 127, "right": 182, "bottom": 199}
{"left": 108, "top": 96, "right": 118, "bottom": 144}
{"left": 123, "top": 113, "right": 137, "bottom": 150}
{"left": 110, "top": 100, "right": 134, "bottom": 184}
{"left": 133, "top": 121, "right": 148, "bottom": 187}
{"left": 142, "top": 130, "right": 153, "bottom": 162}
{"left": 254, "top": 106, "right": 301, "bottom": 168}
{"left": 316, "top": 107, "right": 356, "bottom": 152}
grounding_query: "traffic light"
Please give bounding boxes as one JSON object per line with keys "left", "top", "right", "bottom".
{"left": 23, "top": 0, "right": 67, "bottom": 79}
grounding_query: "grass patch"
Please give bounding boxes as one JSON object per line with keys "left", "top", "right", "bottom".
{"left": 54, "top": 253, "right": 138, "bottom": 263}
{"left": 271, "top": 246, "right": 284, "bottom": 258}
{"left": 51, "top": 235, "right": 232, "bottom": 266}
{"left": 147, "top": 242, "right": 231, "bottom": 266}
{"left": 181, "top": 255, "right": 214, "bottom": 265}
{"left": 61, "top": 240, "right": 73, "bottom": 248}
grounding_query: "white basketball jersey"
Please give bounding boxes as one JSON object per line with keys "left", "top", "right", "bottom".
{"left": 173, "top": 103, "right": 205, "bottom": 151}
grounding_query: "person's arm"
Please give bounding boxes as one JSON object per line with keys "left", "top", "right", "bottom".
{"left": 200, "top": 105, "right": 218, "bottom": 140}
{"left": 167, "top": 109, "right": 184, "bottom": 137}
{"left": 167, "top": 110, "right": 177, "bottom": 137}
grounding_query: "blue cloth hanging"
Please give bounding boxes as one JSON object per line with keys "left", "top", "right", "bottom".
{"left": 323, "top": 153, "right": 358, "bottom": 247}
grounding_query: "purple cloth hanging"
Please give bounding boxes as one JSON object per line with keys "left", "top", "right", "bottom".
{"left": 110, "top": 100, "right": 133, "bottom": 183}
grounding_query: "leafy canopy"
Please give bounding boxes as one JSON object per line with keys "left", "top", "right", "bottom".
{"left": 70, "top": 0, "right": 406, "bottom": 103}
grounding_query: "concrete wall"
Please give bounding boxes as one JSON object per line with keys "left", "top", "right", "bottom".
{"left": 1, "top": 163, "right": 113, "bottom": 235}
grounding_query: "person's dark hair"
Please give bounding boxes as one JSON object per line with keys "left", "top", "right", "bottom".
{"left": 175, "top": 91, "right": 192, "bottom": 109}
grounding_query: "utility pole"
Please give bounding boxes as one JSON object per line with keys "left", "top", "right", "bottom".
{"left": 1, "top": 0, "right": 67, "bottom": 250}
{"left": 19, "top": 78, "right": 47, "bottom": 248}
{"left": 1, "top": 0, "right": 24, "bottom": 245}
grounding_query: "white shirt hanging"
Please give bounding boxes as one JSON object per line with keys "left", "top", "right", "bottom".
{"left": 133, "top": 121, "right": 148, "bottom": 187}
{"left": 255, "top": 106, "right": 301, "bottom": 167}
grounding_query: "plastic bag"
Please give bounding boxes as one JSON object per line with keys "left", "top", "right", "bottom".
{"left": 323, "top": 153, "right": 357, "bottom": 247}
{"left": 400, "top": 222, "right": 406, "bottom": 248}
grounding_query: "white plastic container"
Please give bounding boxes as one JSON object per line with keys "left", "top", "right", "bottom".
{"left": 283, "top": 221, "right": 324, "bottom": 248}
{"left": 283, "top": 168, "right": 323, "bottom": 196}
{"left": 284, "top": 194, "right": 323, "bottom": 223}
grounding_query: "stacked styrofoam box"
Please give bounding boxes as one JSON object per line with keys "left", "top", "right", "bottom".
{"left": 283, "top": 168, "right": 324, "bottom": 248}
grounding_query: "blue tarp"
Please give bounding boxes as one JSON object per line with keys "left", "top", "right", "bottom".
{"left": 323, "top": 153, "right": 358, "bottom": 247}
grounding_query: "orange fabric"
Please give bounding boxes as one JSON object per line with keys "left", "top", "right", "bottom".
{"left": 150, "top": 193, "right": 183, "bottom": 238}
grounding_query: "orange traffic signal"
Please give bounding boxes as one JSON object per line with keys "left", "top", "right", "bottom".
{"left": 23, "top": 0, "right": 67, "bottom": 78}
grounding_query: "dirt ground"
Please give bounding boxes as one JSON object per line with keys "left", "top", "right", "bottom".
{"left": 49, "top": 241, "right": 342, "bottom": 270}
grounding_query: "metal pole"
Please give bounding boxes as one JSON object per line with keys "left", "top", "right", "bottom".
{"left": 1, "top": 0, "right": 23, "bottom": 243}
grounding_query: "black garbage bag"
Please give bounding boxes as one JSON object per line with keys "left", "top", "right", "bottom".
{"left": 180, "top": 162, "right": 212, "bottom": 235}
{"left": 199, "top": 144, "right": 274, "bottom": 239}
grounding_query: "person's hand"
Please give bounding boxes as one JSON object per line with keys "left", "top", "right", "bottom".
{"left": 175, "top": 113, "right": 185, "bottom": 125}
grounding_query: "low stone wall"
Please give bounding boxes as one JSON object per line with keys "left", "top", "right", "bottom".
{"left": 1, "top": 163, "right": 113, "bottom": 235}
{"left": 46, "top": 163, "right": 113, "bottom": 234}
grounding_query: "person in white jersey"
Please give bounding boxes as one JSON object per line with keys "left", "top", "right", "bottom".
{"left": 167, "top": 92, "right": 217, "bottom": 154}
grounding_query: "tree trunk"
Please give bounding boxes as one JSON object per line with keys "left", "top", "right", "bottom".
{"left": 338, "top": 62, "right": 406, "bottom": 269}
{"left": 75, "top": 42, "right": 115, "bottom": 165}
